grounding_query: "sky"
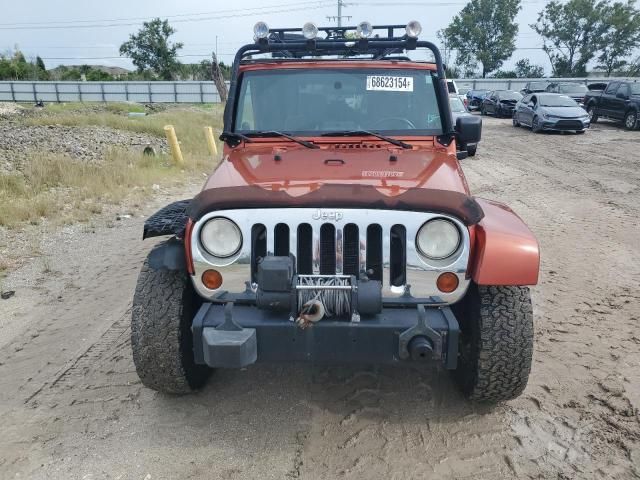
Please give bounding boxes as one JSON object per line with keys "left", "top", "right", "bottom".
{"left": 0, "top": 0, "right": 555, "bottom": 74}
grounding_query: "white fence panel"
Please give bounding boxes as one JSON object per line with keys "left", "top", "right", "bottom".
{"left": 0, "top": 78, "right": 633, "bottom": 104}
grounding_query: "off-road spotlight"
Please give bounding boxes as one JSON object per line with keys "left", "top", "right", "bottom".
{"left": 356, "top": 21, "right": 373, "bottom": 38}
{"left": 253, "top": 21, "right": 270, "bottom": 40}
{"left": 302, "top": 22, "right": 318, "bottom": 40}
{"left": 405, "top": 20, "right": 422, "bottom": 38}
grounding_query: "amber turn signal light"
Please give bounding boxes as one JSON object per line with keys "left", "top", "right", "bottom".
{"left": 202, "top": 269, "right": 223, "bottom": 290}
{"left": 436, "top": 272, "right": 459, "bottom": 293}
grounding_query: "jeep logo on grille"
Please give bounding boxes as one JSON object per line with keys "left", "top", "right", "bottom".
{"left": 312, "top": 209, "right": 343, "bottom": 221}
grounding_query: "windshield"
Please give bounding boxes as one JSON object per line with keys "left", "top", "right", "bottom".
{"left": 539, "top": 95, "right": 577, "bottom": 107}
{"left": 559, "top": 84, "right": 587, "bottom": 94}
{"left": 631, "top": 83, "right": 640, "bottom": 95}
{"left": 497, "top": 91, "right": 522, "bottom": 101}
{"left": 234, "top": 68, "right": 443, "bottom": 135}
{"left": 449, "top": 96, "right": 466, "bottom": 112}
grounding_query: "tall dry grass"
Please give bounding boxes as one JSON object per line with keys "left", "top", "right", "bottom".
{"left": 1, "top": 104, "right": 225, "bottom": 228}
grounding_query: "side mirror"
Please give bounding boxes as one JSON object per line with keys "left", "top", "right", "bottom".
{"left": 528, "top": 102, "right": 535, "bottom": 108}
{"left": 455, "top": 115, "right": 482, "bottom": 146}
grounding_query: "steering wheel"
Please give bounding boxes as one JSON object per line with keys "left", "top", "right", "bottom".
{"left": 370, "top": 117, "right": 416, "bottom": 129}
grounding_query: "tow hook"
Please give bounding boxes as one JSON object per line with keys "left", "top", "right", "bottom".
{"left": 295, "top": 299, "right": 325, "bottom": 329}
{"left": 398, "top": 304, "right": 443, "bottom": 361}
{"left": 408, "top": 336, "right": 433, "bottom": 361}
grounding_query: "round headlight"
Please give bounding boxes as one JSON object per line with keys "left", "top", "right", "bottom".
{"left": 200, "top": 218, "right": 242, "bottom": 258}
{"left": 302, "top": 22, "right": 318, "bottom": 40}
{"left": 405, "top": 20, "right": 422, "bottom": 38}
{"left": 416, "top": 219, "right": 460, "bottom": 260}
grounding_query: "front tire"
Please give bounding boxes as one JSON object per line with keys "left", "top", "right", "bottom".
{"left": 131, "top": 242, "right": 210, "bottom": 394}
{"left": 532, "top": 116, "right": 542, "bottom": 133}
{"left": 624, "top": 110, "right": 638, "bottom": 130}
{"left": 453, "top": 284, "right": 534, "bottom": 403}
{"left": 512, "top": 115, "right": 520, "bottom": 127}
{"left": 466, "top": 144, "right": 477, "bottom": 156}
{"left": 587, "top": 105, "right": 598, "bottom": 123}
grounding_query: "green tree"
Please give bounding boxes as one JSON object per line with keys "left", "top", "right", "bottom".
{"left": 443, "top": 0, "right": 521, "bottom": 77}
{"left": 532, "top": 0, "right": 608, "bottom": 76}
{"left": 119, "top": 18, "right": 183, "bottom": 80}
{"left": 514, "top": 58, "right": 545, "bottom": 77}
{"left": 596, "top": 1, "right": 640, "bottom": 76}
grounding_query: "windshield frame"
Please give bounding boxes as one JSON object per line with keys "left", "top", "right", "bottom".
{"left": 232, "top": 66, "right": 446, "bottom": 138}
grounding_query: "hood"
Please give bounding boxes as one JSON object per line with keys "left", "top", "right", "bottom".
{"left": 540, "top": 106, "right": 587, "bottom": 118}
{"left": 203, "top": 141, "right": 469, "bottom": 198}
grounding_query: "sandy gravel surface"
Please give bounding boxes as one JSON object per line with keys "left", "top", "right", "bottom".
{"left": 0, "top": 118, "right": 639, "bottom": 479}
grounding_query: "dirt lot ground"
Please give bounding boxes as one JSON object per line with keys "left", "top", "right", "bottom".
{"left": 0, "top": 115, "right": 639, "bottom": 480}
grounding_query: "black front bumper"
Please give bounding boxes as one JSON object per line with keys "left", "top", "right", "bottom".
{"left": 192, "top": 303, "right": 460, "bottom": 369}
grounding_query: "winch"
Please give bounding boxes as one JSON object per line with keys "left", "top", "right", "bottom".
{"left": 255, "top": 256, "right": 382, "bottom": 324}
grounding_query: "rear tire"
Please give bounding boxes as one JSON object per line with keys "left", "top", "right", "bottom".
{"left": 131, "top": 242, "right": 210, "bottom": 394}
{"left": 452, "top": 284, "right": 534, "bottom": 403}
{"left": 624, "top": 110, "right": 638, "bottom": 131}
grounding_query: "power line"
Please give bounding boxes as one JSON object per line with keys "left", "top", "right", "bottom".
{"left": 0, "top": 3, "right": 334, "bottom": 31}
{"left": 0, "top": 1, "right": 332, "bottom": 28}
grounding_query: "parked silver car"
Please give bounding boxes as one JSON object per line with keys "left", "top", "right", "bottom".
{"left": 513, "top": 93, "right": 590, "bottom": 133}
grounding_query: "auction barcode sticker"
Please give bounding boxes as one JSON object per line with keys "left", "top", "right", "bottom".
{"left": 366, "top": 75, "right": 414, "bottom": 92}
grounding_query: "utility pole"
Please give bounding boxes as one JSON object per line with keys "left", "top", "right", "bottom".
{"left": 326, "top": 0, "right": 351, "bottom": 27}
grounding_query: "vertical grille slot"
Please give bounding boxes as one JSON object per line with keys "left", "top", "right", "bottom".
{"left": 366, "top": 224, "right": 383, "bottom": 282}
{"left": 343, "top": 224, "right": 359, "bottom": 276}
{"left": 297, "top": 224, "right": 313, "bottom": 274}
{"left": 390, "top": 225, "right": 406, "bottom": 286}
{"left": 251, "top": 224, "right": 267, "bottom": 283}
{"left": 274, "top": 223, "right": 290, "bottom": 256}
{"left": 320, "top": 224, "right": 336, "bottom": 275}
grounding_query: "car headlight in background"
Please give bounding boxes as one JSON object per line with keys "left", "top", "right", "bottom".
{"left": 200, "top": 217, "right": 242, "bottom": 258}
{"left": 416, "top": 219, "right": 461, "bottom": 260}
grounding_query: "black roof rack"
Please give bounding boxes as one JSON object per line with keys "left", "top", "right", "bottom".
{"left": 222, "top": 24, "right": 454, "bottom": 143}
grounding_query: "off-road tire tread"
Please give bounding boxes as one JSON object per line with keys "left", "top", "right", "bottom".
{"left": 455, "top": 285, "right": 534, "bottom": 403}
{"left": 131, "top": 242, "right": 210, "bottom": 394}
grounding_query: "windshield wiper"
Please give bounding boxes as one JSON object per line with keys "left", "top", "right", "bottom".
{"left": 320, "top": 130, "right": 413, "bottom": 149}
{"left": 246, "top": 131, "right": 319, "bottom": 149}
{"left": 220, "top": 131, "right": 253, "bottom": 146}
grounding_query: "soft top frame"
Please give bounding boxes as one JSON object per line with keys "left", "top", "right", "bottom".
{"left": 221, "top": 24, "right": 454, "bottom": 145}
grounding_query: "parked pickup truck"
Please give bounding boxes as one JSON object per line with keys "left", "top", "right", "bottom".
{"left": 584, "top": 81, "right": 640, "bottom": 130}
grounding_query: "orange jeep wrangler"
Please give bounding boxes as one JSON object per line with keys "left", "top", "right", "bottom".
{"left": 132, "top": 22, "right": 539, "bottom": 403}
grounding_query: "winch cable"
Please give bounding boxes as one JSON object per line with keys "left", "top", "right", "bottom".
{"left": 297, "top": 276, "right": 351, "bottom": 318}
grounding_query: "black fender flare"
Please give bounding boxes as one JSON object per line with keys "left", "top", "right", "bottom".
{"left": 143, "top": 200, "right": 191, "bottom": 271}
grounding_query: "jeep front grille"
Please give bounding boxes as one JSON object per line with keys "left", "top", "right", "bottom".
{"left": 250, "top": 221, "right": 401, "bottom": 286}
{"left": 190, "top": 208, "right": 472, "bottom": 304}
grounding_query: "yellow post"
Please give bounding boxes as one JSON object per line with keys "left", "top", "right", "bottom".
{"left": 164, "top": 125, "right": 184, "bottom": 167}
{"left": 204, "top": 126, "right": 218, "bottom": 158}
